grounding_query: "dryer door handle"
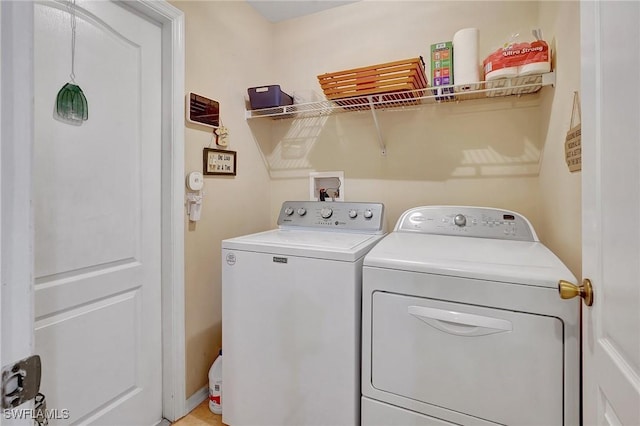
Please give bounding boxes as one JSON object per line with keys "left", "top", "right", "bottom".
{"left": 408, "top": 306, "right": 513, "bottom": 337}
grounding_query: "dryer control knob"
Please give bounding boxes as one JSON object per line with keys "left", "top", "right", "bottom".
{"left": 320, "top": 207, "right": 333, "bottom": 219}
{"left": 284, "top": 207, "right": 294, "bottom": 216}
{"left": 454, "top": 214, "right": 467, "bottom": 227}
{"left": 348, "top": 209, "right": 358, "bottom": 218}
{"left": 297, "top": 207, "right": 307, "bottom": 216}
{"left": 364, "top": 209, "right": 374, "bottom": 219}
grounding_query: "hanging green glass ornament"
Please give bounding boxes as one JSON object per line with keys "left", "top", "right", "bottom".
{"left": 56, "top": 83, "right": 88, "bottom": 121}
{"left": 56, "top": 0, "right": 88, "bottom": 123}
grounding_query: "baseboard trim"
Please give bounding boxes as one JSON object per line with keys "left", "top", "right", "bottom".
{"left": 186, "top": 386, "right": 208, "bottom": 413}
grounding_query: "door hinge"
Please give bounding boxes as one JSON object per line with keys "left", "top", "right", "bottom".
{"left": 1, "top": 355, "right": 42, "bottom": 409}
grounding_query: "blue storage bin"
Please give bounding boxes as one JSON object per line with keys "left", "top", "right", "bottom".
{"left": 248, "top": 85, "right": 293, "bottom": 110}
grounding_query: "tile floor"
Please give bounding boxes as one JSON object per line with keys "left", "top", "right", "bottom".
{"left": 172, "top": 400, "right": 223, "bottom": 426}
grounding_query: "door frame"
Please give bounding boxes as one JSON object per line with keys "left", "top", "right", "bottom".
{"left": 0, "top": 0, "right": 187, "bottom": 421}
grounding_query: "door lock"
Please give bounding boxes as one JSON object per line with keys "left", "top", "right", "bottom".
{"left": 1, "top": 354, "right": 42, "bottom": 409}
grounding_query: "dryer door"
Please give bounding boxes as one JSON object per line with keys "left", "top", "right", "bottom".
{"left": 370, "top": 292, "right": 563, "bottom": 425}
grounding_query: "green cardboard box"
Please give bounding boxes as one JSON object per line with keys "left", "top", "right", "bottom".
{"left": 430, "top": 41, "right": 454, "bottom": 99}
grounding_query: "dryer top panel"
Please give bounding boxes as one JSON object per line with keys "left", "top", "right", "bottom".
{"left": 363, "top": 232, "right": 575, "bottom": 288}
{"left": 395, "top": 206, "right": 537, "bottom": 242}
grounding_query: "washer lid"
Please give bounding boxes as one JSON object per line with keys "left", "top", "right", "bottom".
{"left": 222, "top": 229, "right": 385, "bottom": 262}
{"left": 363, "top": 232, "right": 575, "bottom": 288}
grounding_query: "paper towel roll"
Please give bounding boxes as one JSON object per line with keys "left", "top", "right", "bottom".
{"left": 485, "top": 67, "right": 519, "bottom": 81}
{"left": 453, "top": 28, "right": 480, "bottom": 91}
{"left": 518, "top": 61, "right": 551, "bottom": 76}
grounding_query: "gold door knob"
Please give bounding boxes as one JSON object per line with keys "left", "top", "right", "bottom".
{"left": 558, "top": 278, "right": 594, "bottom": 306}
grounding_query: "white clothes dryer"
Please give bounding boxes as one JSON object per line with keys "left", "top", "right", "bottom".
{"left": 222, "top": 201, "right": 385, "bottom": 426}
{"left": 361, "top": 206, "right": 579, "bottom": 426}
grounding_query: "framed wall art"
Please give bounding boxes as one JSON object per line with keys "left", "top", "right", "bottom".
{"left": 203, "top": 148, "right": 236, "bottom": 176}
{"left": 188, "top": 92, "right": 219, "bottom": 128}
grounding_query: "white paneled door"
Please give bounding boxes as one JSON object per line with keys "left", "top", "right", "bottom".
{"left": 581, "top": 1, "right": 640, "bottom": 424}
{"left": 33, "top": 1, "right": 162, "bottom": 424}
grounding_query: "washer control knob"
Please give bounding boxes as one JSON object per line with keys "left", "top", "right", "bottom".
{"left": 320, "top": 207, "right": 333, "bottom": 219}
{"left": 454, "top": 214, "right": 467, "bottom": 227}
{"left": 284, "top": 207, "right": 294, "bottom": 216}
{"left": 348, "top": 209, "right": 358, "bottom": 218}
{"left": 297, "top": 207, "right": 307, "bottom": 216}
{"left": 364, "top": 209, "right": 374, "bottom": 219}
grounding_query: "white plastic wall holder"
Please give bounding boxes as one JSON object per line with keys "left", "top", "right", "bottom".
{"left": 309, "top": 171, "right": 344, "bottom": 202}
{"left": 186, "top": 171, "right": 204, "bottom": 221}
{"left": 186, "top": 192, "right": 203, "bottom": 221}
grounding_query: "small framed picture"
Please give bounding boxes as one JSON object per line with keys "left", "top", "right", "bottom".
{"left": 203, "top": 148, "right": 236, "bottom": 176}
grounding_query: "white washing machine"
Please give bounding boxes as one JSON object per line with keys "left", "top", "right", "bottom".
{"left": 361, "top": 206, "right": 579, "bottom": 426}
{"left": 222, "top": 201, "right": 385, "bottom": 426}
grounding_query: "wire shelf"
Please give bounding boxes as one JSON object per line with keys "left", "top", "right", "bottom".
{"left": 245, "top": 72, "right": 555, "bottom": 120}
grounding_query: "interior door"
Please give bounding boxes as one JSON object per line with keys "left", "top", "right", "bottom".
{"left": 1, "top": 2, "right": 36, "bottom": 424}
{"left": 581, "top": 1, "right": 640, "bottom": 424}
{"left": 33, "top": 1, "right": 163, "bottom": 424}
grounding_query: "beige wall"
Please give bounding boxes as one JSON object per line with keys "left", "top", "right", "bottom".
{"left": 174, "top": 0, "right": 581, "bottom": 400}
{"left": 266, "top": 1, "right": 546, "bottom": 230}
{"left": 267, "top": 1, "right": 581, "bottom": 277}
{"left": 537, "top": 1, "right": 582, "bottom": 278}
{"left": 170, "top": 0, "right": 274, "bottom": 398}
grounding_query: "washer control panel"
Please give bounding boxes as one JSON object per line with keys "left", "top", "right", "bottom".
{"left": 395, "top": 206, "right": 537, "bottom": 241}
{"left": 277, "top": 201, "right": 385, "bottom": 233}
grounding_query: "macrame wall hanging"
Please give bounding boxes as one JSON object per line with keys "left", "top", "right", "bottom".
{"left": 564, "top": 91, "right": 581, "bottom": 172}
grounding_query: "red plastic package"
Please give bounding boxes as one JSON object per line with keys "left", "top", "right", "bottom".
{"left": 483, "top": 31, "right": 550, "bottom": 78}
